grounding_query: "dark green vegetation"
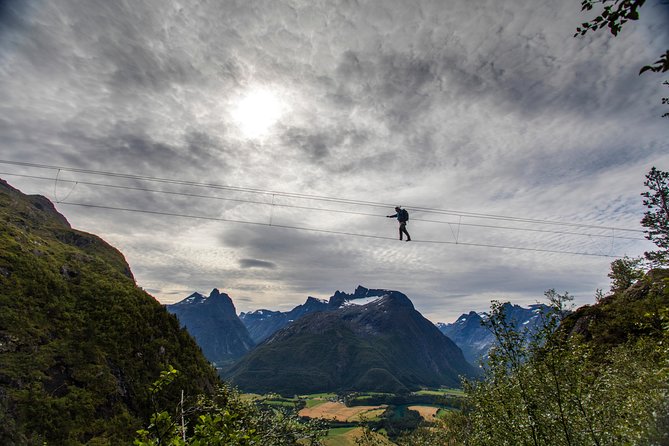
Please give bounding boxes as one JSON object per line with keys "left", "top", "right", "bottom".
{"left": 225, "top": 292, "right": 477, "bottom": 395}
{"left": 0, "top": 180, "right": 218, "bottom": 445}
{"left": 450, "top": 282, "right": 668, "bottom": 445}
{"left": 134, "top": 367, "right": 324, "bottom": 446}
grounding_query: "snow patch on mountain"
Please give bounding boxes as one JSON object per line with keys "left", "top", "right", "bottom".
{"left": 342, "top": 295, "right": 387, "bottom": 306}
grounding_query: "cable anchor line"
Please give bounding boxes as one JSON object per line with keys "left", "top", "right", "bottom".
{"left": 55, "top": 200, "right": 626, "bottom": 259}
{"left": 53, "top": 169, "right": 78, "bottom": 203}
{"left": 0, "top": 159, "right": 645, "bottom": 234}
{"left": 269, "top": 194, "right": 276, "bottom": 226}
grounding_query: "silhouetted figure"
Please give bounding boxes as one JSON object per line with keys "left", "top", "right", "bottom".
{"left": 387, "top": 206, "right": 411, "bottom": 241}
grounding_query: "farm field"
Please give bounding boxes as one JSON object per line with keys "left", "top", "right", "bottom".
{"left": 407, "top": 405, "right": 440, "bottom": 420}
{"left": 413, "top": 388, "right": 465, "bottom": 397}
{"left": 299, "top": 401, "right": 387, "bottom": 422}
{"left": 242, "top": 388, "right": 464, "bottom": 444}
{"left": 323, "top": 427, "right": 393, "bottom": 446}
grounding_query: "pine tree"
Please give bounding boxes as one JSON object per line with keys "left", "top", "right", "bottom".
{"left": 641, "top": 167, "right": 669, "bottom": 265}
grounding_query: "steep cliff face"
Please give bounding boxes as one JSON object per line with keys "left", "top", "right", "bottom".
{"left": 0, "top": 179, "right": 218, "bottom": 445}
{"left": 167, "top": 289, "right": 255, "bottom": 367}
{"left": 226, "top": 289, "right": 477, "bottom": 395}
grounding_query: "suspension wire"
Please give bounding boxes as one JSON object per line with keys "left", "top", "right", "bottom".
{"left": 52, "top": 169, "right": 78, "bottom": 203}
{"left": 0, "top": 159, "right": 645, "bottom": 233}
{"left": 0, "top": 171, "right": 646, "bottom": 241}
{"left": 57, "top": 200, "right": 624, "bottom": 258}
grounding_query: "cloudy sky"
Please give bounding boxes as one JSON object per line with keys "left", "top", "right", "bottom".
{"left": 1, "top": 0, "right": 667, "bottom": 323}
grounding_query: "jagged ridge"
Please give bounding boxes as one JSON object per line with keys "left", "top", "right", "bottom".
{"left": 226, "top": 289, "right": 477, "bottom": 395}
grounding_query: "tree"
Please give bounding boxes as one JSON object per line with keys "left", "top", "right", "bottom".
{"left": 608, "top": 256, "right": 644, "bottom": 292}
{"left": 641, "top": 167, "right": 669, "bottom": 265}
{"left": 436, "top": 291, "right": 668, "bottom": 445}
{"left": 134, "top": 368, "right": 325, "bottom": 446}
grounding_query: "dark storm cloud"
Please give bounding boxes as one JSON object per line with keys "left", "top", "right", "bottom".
{"left": 0, "top": 0, "right": 29, "bottom": 32}
{"left": 239, "top": 258, "right": 277, "bottom": 269}
{"left": 331, "top": 50, "right": 438, "bottom": 127}
{"left": 105, "top": 41, "right": 195, "bottom": 92}
{"left": 57, "top": 129, "right": 224, "bottom": 177}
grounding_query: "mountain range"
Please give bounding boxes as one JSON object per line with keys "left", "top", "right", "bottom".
{"left": 239, "top": 295, "right": 329, "bottom": 343}
{"left": 437, "top": 302, "right": 550, "bottom": 365}
{"left": 226, "top": 287, "right": 478, "bottom": 395}
{"left": 169, "top": 284, "right": 552, "bottom": 394}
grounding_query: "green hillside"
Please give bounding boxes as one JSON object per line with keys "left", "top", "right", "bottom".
{"left": 561, "top": 268, "right": 669, "bottom": 352}
{"left": 0, "top": 180, "right": 219, "bottom": 445}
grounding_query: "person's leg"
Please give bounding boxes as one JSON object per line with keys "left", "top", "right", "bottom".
{"left": 400, "top": 223, "right": 411, "bottom": 241}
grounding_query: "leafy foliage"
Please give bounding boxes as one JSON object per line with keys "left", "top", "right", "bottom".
{"left": 431, "top": 282, "right": 667, "bottom": 445}
{"left": 575, "top": 0, "right": 646, "bottom": 38}
{"left": 134, "top": 367, "right": 326, "bottom": 446}
{"left": 574, "top": 0, "right": 650, "bottom": 38}
{"left": 607, "top": 255, "right": 644, "bottom": 292}
{"left": 640, "top": 50, "right": 669, "bottom": 75}
{"left": 575, "top": 0, "right": 668, "bottom": 118}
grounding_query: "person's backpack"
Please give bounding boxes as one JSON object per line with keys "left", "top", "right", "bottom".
{"left": 399, "top": 209, "right": 409, "bottom": 222}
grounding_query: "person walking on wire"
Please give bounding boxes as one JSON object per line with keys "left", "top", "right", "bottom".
{"left": 387, "top": 206, "right": 411, "bottom": 241}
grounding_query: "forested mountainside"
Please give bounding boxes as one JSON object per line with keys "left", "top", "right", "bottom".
{"left": 0, "top": 179, "right": 218, "bottom": 445}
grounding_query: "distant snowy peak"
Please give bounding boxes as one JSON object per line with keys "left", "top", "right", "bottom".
{"left": 330, "top": 286, "right": 412, "bottom": 310}
{"left": 437, "top": 302, "right": 553, "bottom": 365}
{"left": 175, "top": 292, "right": 206, "bottom": 306}
{"left": 239, "top": 309, "right": 282, "bottom": 320}
{"left": 341, "top": 294, "right": 387, "bottom": 307}
{"left": 239, "top": 286, "right": 413, "bottom": 344}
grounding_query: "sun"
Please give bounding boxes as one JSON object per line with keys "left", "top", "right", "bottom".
{"left": 231, "top": 88, "right": 286, "bottom": 139}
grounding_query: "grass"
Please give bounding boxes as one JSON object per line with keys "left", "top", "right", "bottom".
{"left": 413, "top": 388, "right": 465, "bottom": 397}
{"left": 300, "top": 392, "right": 338, "bottom": 399}
{"left": 322, "top": 427, "right": 392, "bottom": 446}
{"left": 239, "top": 393, "right": 263, "bottom": 402}
{"left": 264, "top": 400, "right": 296, "bottom": 407}
{"left": 305, "top": 398, "right": 329, "bottom": 409}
